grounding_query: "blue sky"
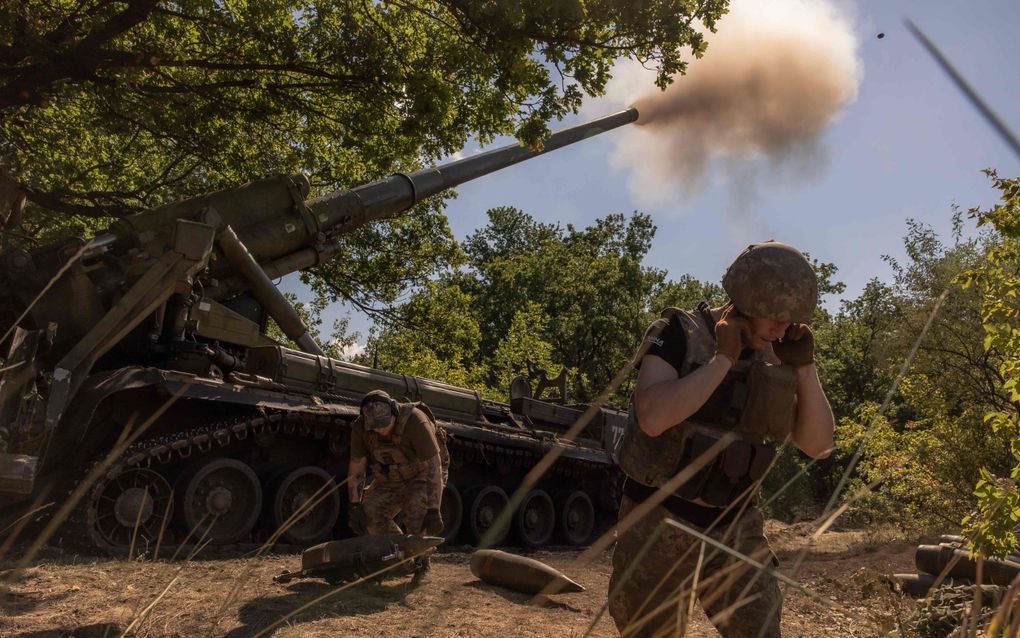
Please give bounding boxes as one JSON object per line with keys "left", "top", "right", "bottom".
{"left": 287, "top": 0, "right": 1020, "bottom": 351}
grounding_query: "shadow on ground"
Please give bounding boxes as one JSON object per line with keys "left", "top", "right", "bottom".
{"left": 14, "top": 622, "right": 121, "bottom": 638}
{"left": 2, "top": 588, "right": 70, "bottom": 616}
{"left": 222, "top": 579, "right": 415, "bottom": 638}
{"left": 464, "top": 580, "right": 584, "bottom": 613}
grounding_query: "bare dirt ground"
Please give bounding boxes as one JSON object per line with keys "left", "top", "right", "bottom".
{"left": 0, "top": 521, "right": 921, "bottom": 638}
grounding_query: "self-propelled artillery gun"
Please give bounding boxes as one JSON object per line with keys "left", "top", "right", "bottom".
{"left": 0, "top": 109, "right": 637, "bottom": 554}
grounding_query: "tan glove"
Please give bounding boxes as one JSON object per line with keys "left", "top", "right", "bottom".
{"left": 715, "top": 305, "right": 751, "bottom": 365}
{"left": 772, "top": 323, "right": 815, "bottom": 367}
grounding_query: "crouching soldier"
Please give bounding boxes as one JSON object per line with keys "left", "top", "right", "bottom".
{"left": 346, "top": 390, "right": 448, "bottom": 578}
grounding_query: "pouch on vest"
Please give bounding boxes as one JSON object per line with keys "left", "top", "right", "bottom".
{"left": 690, "top": 360, "right": 752, "bottom": 427}
{"left": 369, "top": 445, "right": 412, "bottom": 467}
{"left": 739, "top": 360, "right": 797, "bottom": 441}
{"left": 700, "top": 441, "right": 753, "bottom": 507}
{"left": 748, "top": 443, "right": 777, "bottom": 480}
{"left": 664, "top": 429, "right": 778, "bottom": 506}
{"left": 616, "top": 407, "right": 690, "bottom": 489}
{"left": 673, "top": 430, "right": 717, "bottom": 501}
{"left": 372, "top": 459, "right": 424, "bottom": 482}
{"left": 367, "top": 423, "right": 416, "bottom": 482}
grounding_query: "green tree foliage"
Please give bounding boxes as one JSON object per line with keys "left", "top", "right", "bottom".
{"left": 831, "top": 210, "right": 1018, "bottom": 536}
{"left": 813, "top": 278, "right": 895, "bottom": 421}
{"left": 649, "top": 273, "right": 727, "bottom": 311}
{"left": 837, "top": 382, "right": 1011, "bottom": 528}
{"left": 466, "top": 208, "right": 667, "bottom": 401}
{"left": 805, "top": 279, "right": 897, "bottom": 503}
{"left": 361, "top": 208, "right": 673, "bottom": 403}
{"left": 490, "top": 301, "right": 558, "bottom": 397}
{"left": 759, "top": 449, "right": 815, "bottom": 523}
{"left": 0, "top": 0, "right": 729, "bottom": 312}
{"left": 358, "top": 275, "right": 483, "bottom": 388}
{"left": 957, "top": 171, "right": 1020, "bottom": 557}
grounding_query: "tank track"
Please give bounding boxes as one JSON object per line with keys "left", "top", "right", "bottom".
{"left": 444, "top": 435, "right": 618, "bottom": 546}
{"left": 448, "top": 437, "right": 608, "bottom": 478}
{"left": 62, "top": 411, "right": 614, "bottom": 556}
{"left": 68, "top": 409, "right": 345, "bottom": 557}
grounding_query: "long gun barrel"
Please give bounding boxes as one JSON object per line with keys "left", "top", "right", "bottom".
{"left": 102, "top": 108, "right": 638, "bottom": 297}
{"left": 314, "top": 107, "right": 639, "bottom": 234}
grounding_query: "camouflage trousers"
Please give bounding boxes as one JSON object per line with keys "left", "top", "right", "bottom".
{"left": 608, "top": 495, "right": 783, "bottom": 638}
{"left": 362, "top": 475, "right": 429, "bottom": 536}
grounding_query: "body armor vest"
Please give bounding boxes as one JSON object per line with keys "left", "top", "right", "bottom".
{"left": 616, "top": 306, "right": 797, "bottom": 503}
{"left": 362, "top": 404, "right": 428, "bottom": 482}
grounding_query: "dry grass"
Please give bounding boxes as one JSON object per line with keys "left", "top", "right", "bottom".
{"left": 0, "top": 250, "right": 955, "bottom": 637}
{"left": 0, "top": 523, "right": 921, "bottom": 638}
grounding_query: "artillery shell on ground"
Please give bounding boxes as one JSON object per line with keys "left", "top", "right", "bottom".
{"left": 274, "top": 534, "right": 443, "bottom": 585}
{"left": 892, "top": 573, "right": 972, "bottom": 597}
{"left": 935, "top": 539, "right": 1020, "bottom": 563}
{"left": 469, "top": 548, "right": 584, "bottom": 595}
{"left": 915, "top": 544, "right": 1020, "bottom": 586}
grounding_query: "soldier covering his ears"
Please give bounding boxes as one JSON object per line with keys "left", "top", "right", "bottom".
{"left": 609, "top": 241, "right": 835, "bottom": 638}
{"left": 346, "top": 390, "right": 448, "bottom": 574}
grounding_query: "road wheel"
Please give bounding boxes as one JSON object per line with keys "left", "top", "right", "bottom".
{"left": 176, "top": 458, "right": 262, "bottom": 544}
{"left": 268, "top": 466, "right": 340, "bottom": 545}
{"left": 90, "top": 468, "right": 173, "bottom": 552}
{"left": 557, "top": 490, "right": 595, "bottom": 546}
{"left": 464, "top": 485, "right": 510, "bottom": 546}
{"left": 515, "top": 489, "right": 555, "bottom": 547}
{"left": 440, "top": 483, "right": 463, "bottom": 543}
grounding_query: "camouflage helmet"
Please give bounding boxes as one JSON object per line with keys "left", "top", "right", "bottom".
{"left": 360, "top": 389, "right": 398, "bottom": 430}
{"left": 722, "top": 241, "right": 817, "bottom": 324}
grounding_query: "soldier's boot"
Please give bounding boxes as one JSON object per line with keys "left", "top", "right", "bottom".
{"left": 411, "top": 555, "right": 431, "bottom": 585}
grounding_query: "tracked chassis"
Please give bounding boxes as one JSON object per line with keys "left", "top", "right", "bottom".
{"left": 44, "top": 359, "right": 624, "bottom": 555}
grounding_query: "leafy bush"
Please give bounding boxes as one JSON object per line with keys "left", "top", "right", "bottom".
{"left": 760, "top": 448, "right": 818, "bottom": 523}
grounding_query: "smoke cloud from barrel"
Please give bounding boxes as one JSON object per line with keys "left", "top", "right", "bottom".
{"left": 603, "top": 0, "right": 862, "bottom": 210}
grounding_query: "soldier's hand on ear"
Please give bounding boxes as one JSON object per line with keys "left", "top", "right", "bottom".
{"left": 715, "top": 305, "right": 751, "bottom": 366}
{"left": 773, "top": 323, "right": 815, "bottom": 367}
{"left": 422, "top": 507, "right": 443, "bottom": 536}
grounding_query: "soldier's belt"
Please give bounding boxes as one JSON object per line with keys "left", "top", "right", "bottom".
{"left": 671, "top": 430, "right": 775, "bottom": 508}
{"left": 372, "top": 462, "right": 421, "bottom": 482}
{"left": 624, "top": 479, "right": 738, "bottom": 528}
